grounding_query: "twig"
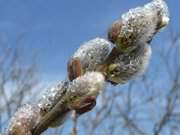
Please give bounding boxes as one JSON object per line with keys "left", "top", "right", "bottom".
{"left": 70, "top": 111, "right": 78, "bottom": 135}
{"left": 6, "top": 72, "right": 105, "bottom": 135}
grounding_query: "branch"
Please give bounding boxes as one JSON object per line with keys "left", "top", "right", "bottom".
{"left": 3, "top": 0, "right": 170, "bottom": 135}
{"left": 6, "top": 72, "right": 105, "bottom": 135}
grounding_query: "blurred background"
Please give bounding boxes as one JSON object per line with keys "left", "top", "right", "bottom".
{"left": 0, "top": 0, "right": 180, "bottom": 135}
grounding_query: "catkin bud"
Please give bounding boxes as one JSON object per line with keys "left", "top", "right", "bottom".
{"left": 67, "top": 72, "right": 105, "bottom": 109}
{"left": 72, "top": 38, "right": 112, "bottom": 73}
{"left": 108, "top": 0, "right": 170, "bottom": 49}
{"left": 7, "top": 104, "right": 40, "bottom": 135}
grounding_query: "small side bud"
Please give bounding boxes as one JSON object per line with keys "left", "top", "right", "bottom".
{"left": 108, "top": 21, "right": 122, "bottom": 44}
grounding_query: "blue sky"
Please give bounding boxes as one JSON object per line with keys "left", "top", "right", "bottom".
{"left": 0, "top": 0, "right": 180, "bottom": 134}
{"left": 0, "top": 0, "right": 179, "bottom": 83}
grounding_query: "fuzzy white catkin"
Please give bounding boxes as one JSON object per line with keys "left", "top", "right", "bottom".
{"left": 38, "top": 81, "right": 69, "bottom": 116}
{"left": 68, "top": 72, "right": 105, "bottom": 97}
{"left": 7, "top": 104, "right": 40, "bottom": 135}
{"left": 66, "top": 72, "right": 105, "bottom": 109}
{"left": 120, "top": 0, "right": 169, "bottom": 45}
{"left": 73, "top": 38, "right": 112, "bottom": 72}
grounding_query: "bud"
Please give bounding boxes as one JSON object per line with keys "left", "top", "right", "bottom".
{"left": 7, "top": 104, "right": 40, "bottom": 135}
{"left": 72, "top": 38, "right": 112, "bottom": 73}
{"left": 38, "top": 81, "right": 69, "bottom": 116}
{"left": 67, "top": 72, "right": 105, "bottom": 109}
{"left": 108, "top": 0, "right": 170, "bottom": 51}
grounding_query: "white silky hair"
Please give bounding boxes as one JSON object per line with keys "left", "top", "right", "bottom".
{"left": 73, "top": 38, "right": 112, "bottom": 72}
{"left": 109, "top": 44, "right": 152, "bottom": 84}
